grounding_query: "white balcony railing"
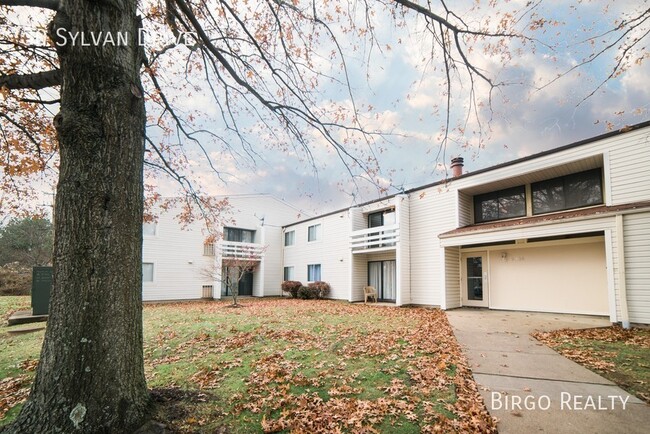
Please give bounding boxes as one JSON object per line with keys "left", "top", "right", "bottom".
{"left": 218, "top": 241, "right": 264, "bottom": 260}
{"left": 350, "top": 224, "right": 399, "bottom": 252}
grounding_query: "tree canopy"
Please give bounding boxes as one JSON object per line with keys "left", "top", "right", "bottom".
{"left": 0, "top": 0, "right": 648, "bottom": 432}
{"left": 0, "top": 217, "right": 53, "bottom": 267}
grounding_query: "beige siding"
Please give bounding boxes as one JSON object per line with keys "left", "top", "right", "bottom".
{"left": 624, "top": 212, "right": 650, "bottom": 323}
{"left": 444, "top": 247, "right": 461, "bottom": 308}
{"left": 283, "top": 211, "right": 351, "bottom": 300}
{"left": 351, "top": 253, "right": 368, "bottom": 302}
{"left": 458, "top": 191, "right": 472, "bottom": 227}
{"left": 408, "top": 188, "right": 457, "bottom": 306}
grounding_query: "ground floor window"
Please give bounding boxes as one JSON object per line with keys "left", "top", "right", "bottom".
{"left": 284, "top": 266, "right": 294, "bottom": 281}
{"left": 368, "top": 260, "right": 396, "bottom": 301}
{"left": 307, "top": 264, "right": 321, "bottom": 281}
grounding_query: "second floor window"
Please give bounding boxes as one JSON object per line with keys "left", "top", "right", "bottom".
{"left": 532, "top": 169, "right": 603, "bottom": 215}
{"left": 307, "top": 224, "right": 321, "bottom": 242}
{"left": 224, "top": 227, "right": 255, "bottom": 243}
{"left": 368, "top": 209, "right": 395, "bottom": 228}
{"left": 284, "top": 230, "right": 295, "bottom": 246}
{"left": 474, "top": 186, "right": 526, "bottom": 223}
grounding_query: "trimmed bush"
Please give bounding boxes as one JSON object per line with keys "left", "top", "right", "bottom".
{"left": 297, "top": 285, "right": 314, "bottom": 300}
{"left": 307, "top": 281, "right": 331, "bottom": 300}
{"left": 281, "top": 280, "right": 302, "bottom": 298}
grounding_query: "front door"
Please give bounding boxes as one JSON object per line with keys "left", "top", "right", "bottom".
{"left": 461, "top": 253, "right": 488, "bottom": 307}
{"left": 368, "top": 260, "right": 397, "bottom": 302}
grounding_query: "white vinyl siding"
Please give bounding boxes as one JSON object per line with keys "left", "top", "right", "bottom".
{"left": 284, "top": 214, "right": 350, "bottom": 299}
{"left": 142, "top": 195, "right": 304, "bottom": 301}
{"left": 623, "top": 213, "right": 650, "bottom": 324}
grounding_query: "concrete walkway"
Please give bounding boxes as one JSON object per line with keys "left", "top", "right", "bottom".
{"left": 446, "top": 309, "right": 650, "bottom": 434}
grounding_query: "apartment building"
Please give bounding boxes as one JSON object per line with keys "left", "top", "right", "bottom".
{"left": 142, "top": 194, "right": 304, "bottom": 301}
{"left": 283, "top": 122, "right": 650, "bottom": 325}
{"left": 144, "top": 122, "right": 650, "bottom": 325}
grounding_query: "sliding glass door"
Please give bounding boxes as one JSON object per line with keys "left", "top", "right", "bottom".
{"left": 368, "top": 260, "right": 396, "bottom": 302}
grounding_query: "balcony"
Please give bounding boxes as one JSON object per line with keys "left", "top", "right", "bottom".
{"left": 217, "top": 241, "right": 264, "bottom": 261}
{"left": 350, "top": 224, "right": 399, "bottom": 253}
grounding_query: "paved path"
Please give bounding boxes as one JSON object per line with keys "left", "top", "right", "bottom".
{"left": 446, "top": 308, "right": 650, "bottom": 434}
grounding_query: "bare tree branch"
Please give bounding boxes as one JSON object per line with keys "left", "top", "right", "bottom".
{"left": 0, "top": 69, "right": 61, "bottom": 90}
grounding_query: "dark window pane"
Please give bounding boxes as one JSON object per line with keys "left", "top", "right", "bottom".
{"left": 565, "top": 169, "right": 602, "bottom": 208}
{"left": 368, "top": 212, "right": 383, "bottom": 228}
{"left": 499, "top": 190, "right": 526, "bottom": 218}
{"left": 532, "top": 178, "right": 564, "bottom": 214}
{"left": 532, "top": 169, "right": 603, "bottom": 215}
{"left": 474, "top": 186, "right": 526, "bottom": 223}
{"left": 225, "top": 227, "right": 255, "bottom": 242}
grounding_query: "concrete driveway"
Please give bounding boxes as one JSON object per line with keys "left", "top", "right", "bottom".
{"left": 446, "top": 308, "right": 650, "bottom": 434}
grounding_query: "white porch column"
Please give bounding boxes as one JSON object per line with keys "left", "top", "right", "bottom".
{"left": 395, "top": 194, "right": 410, "bottom": 306}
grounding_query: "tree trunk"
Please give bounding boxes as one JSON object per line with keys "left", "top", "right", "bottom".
{"left": 8, "top": 1, "right": 149, "bottom": 432}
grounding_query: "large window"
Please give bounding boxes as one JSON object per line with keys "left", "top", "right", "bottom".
{"left": 474, "top": 186, "right": 526, "bottom": 223}
{"left": 532, "top": 169, "right": 603, "bottom": 215}
{"left": 307, "top": 224, "right": 321, "bottom": 242}
{"left": 283, "top": 266, "right": 294, "bottom": 281}
{"left": 284, "top": 230, "right": 295, "bottom": 246}
{"left": 307, "top": 264, "right": 321, "bottom": 281}
{"left": 224, "top": 227, "right": 255, "bottom": 243}
{"left": 142, "top": 263, "right": 154, "bottom": 282}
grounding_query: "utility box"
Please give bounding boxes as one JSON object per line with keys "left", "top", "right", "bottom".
{"left": 32, "top": 267, "right": 52, "bottom": 316}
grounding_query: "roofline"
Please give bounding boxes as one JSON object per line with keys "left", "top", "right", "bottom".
{"left": 405, "top": 120, "right": 650, "bottom": 195}
{"left": 283, "top": 120, "right": 650, "bottom": 229}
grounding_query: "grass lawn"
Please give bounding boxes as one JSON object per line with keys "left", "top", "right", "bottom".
{"left": 1, "top": 296, "right": 496, "bottom": 433}
{"left": 533, "top": 326, "right": 650, "bottom": 403}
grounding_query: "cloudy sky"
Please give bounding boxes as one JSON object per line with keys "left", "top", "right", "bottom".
{"left": 157, "top": 0, "right": 646, "bottom": 217}
{"left": 118, "top": 1, "right": 650, "bottom": 217}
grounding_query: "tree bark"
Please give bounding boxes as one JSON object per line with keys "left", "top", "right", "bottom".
{"left": 7, "top": 0, "right": 149, "bottom": 432}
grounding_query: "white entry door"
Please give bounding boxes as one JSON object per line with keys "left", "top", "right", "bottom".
{"left": 461, "top": 252, "right": 488, "bottom": 307}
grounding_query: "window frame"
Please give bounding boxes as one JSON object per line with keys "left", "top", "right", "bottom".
{"left": 307, "top": 264, "right": 321, "bottom": 282}
{"left": 283, "top": 266, "right": 295, "bottom": 281}
{"left": 284, "top": 230, "right": 295, "bottom": 247}
{"left": 307, "top": 224, "right": 321, "bottom": 243}
{"left": 473, "top": 185, "right": 527, "bottom": 223}
{"left": 224, "top": 227, "right": 256, "bottom": 243}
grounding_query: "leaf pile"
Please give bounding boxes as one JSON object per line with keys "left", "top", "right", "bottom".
{"left": 0, "top": 375, "right": 30, "bottom": 419}
{"left": 143, "top": 298, "right": 497, "bottom": 433}
{"left": 533, "top": 325, "right": 650, "bottom": 403}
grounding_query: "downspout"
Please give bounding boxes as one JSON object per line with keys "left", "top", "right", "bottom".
{"left": 616, "top": 214, "right": 631, "bottom": 329}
